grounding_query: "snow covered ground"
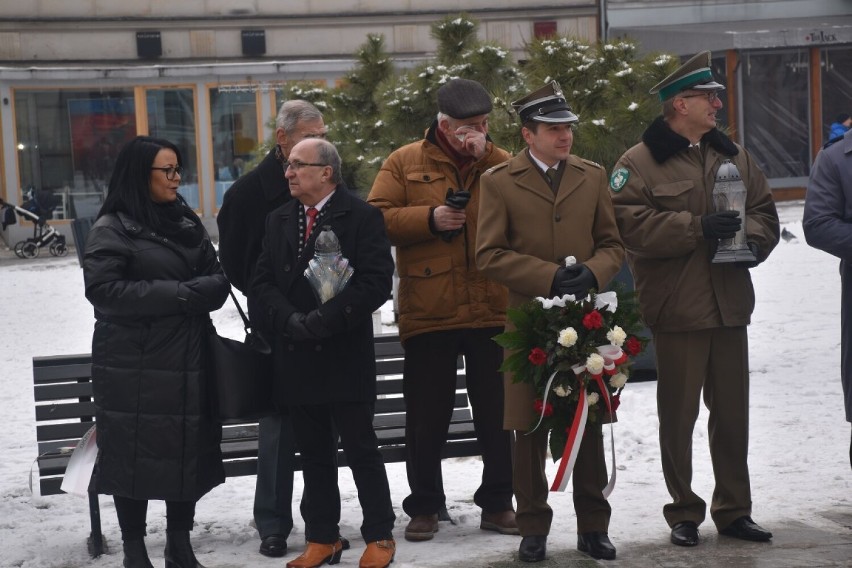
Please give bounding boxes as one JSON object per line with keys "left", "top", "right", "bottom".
{"left": 0, "top": 200, "right": 849, "bottom": 567}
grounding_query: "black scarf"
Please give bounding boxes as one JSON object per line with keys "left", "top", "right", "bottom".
{"left": 152, "top": 201, "right": 205, "bottom": 247}
{"left": 642, "top": 116, "right": 739, "bottom": 164}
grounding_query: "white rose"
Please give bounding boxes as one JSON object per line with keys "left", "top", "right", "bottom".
{"left": 587, "top": 392, "right": 599, "bottom": 405}
{"left": 564, "top": 256, "right": 577, "bottom": 267}
{"left": 606, "top": 325, "right": 626, "bottom": 346}
{"left": 609, "top": 372, "right": 628, "bottom": 389}
{"left": 554, "top": 384, "right": 572, "bottom": 397}
{"left": 585, "top": 353, "right": 605, "bottom": 375}
{"left": 558, "top": 327, "right": 578, "bottom": 347}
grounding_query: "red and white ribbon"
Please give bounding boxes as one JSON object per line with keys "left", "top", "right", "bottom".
{"left": 548, "top": 372, "right": 618, "bottom": 496}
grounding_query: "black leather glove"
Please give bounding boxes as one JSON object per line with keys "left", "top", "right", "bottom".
{"left": 701, "top": 210, "right": 741, "bottom": 240}
{"left": 551, "top": 265, "right": 597, "bottom": 297}
{"left": 304, "top": 310, "right": 332, "bottom": 339}
{"left": 285, "top": 312, "right": 318, "bottom": 342}
{"left": 177, "top": 283, "right": 212, "bottom": 315}
{"left": 440, "top": 189, "right": 470, "bottom": 242}
{"left": 445, "top": 189, "right": 471, "bottom": 209}
{"left": 739, "top": 242, "right": 761, "bottom": 269}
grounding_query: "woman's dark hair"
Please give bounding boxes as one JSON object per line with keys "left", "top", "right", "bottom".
{"left": 98, "top": 135, "right": 183, "bottom": 228}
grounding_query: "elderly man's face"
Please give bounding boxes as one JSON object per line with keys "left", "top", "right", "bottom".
{"left": 276, "top": 118, "right": 327, "bottom": 159}
{"left": 284, "top": 139, "right": 332, "bottom": 206}
{"left": 678, "top": 89, "right": 723, "bottom": 133}
{"left": 439, "top": 113, "right": 489, "bottom": 157}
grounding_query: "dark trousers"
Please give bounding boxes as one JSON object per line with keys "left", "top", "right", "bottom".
{"left": 290, "top": 402, "right": 395, "bottom": 543}
{"left": 654, "top": 327, "right": 752, "bottom": 530}
{"left": 254, "top": 412, "right": 297, "bottom": 539}
{"left": 401, "top": 327, "right": 514, "bottom": 517}
{"left": 513, "top": 427, "right": 611, "bottom": 536}
{"left": 113, "top": 496, "right": 195, "bottom": 541}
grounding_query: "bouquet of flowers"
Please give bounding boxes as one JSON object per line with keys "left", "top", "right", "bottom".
{"left": 493, "top": 281, "right": 646, "bottom": 464}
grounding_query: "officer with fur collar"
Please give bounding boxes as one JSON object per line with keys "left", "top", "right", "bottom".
{"left": 609, "top": 51, "right": 779, "bottom": 549}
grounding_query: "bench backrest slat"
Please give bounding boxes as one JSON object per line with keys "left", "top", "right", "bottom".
{"left": 33, "top": 334, "right": 479, "bottom": 497}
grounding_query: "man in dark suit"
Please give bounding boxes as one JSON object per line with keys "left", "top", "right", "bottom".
{"left": 217, "top": 99, "right": 326, "bottom": 558}
{"left": 250, "top": 138, "right": 397, "bottom": 568}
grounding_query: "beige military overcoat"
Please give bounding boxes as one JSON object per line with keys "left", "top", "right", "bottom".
{"left": 476, "top": 151, "right": 624, "bottom": 430}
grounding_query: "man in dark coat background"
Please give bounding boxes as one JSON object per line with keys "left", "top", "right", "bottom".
{"left": 250, "top": 138, "right": 397, "bottom": 568}
{"left": 803, "top": 127, "right": 852, "bottom": 468}
{"left": 216, "top": 99, "right": 327, "bottom": 558}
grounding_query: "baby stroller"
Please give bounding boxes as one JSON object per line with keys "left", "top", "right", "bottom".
{"left": 0, "top": 190, "right": 68, "bottom": 259}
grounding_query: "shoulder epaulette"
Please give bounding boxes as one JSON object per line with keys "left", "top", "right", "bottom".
{"left": 485, "top": 161, "right": 510, "bottom": 175}
{"left": 580, "top": 158, "right": 603, "bottom": 170}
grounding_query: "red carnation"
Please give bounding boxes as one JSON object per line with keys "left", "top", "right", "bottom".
{"left": 528, "top": 347, "right": 547, "bottom": 366}
{"left": 625, "top": 336, "right": 642, "bottom": 356}
{"left": 534, "top": 399, "right": 554, "bottom": 417}
{"left": 582, "top": 310, "right": 603, "bottom": 330}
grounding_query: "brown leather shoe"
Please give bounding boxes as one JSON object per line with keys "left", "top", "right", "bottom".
{"left": 404, "top": 514, "right": 439, "bottom": 541}
{"left": 480, "top": 510, "right": 520, "bottom": 535}
{"left": 285, "top": 540, "right": 343, "bottom": 568}
{"left": 359, "top": 539, "right": 396, "bottom": 568}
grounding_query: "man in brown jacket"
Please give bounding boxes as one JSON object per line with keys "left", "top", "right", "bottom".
{"left": 476, "top": 82, "right": 624, "bottom": 562}
{"left": 609, "top": 51, "right": 779, "bottom": 548}
{"left": 367, "top": 78, "right": 517, "bottom": 541}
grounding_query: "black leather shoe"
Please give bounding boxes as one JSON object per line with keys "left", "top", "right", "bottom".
{"left": 259, "top": 534, "right": 287, "bottom": 558}
{"left": 577, "top": 532, "right": 616, "bottom": 560}
{"left": 719, "top": 516, "right": 772, "bottom": 542}
{"left": 671, "top": 521, "right": 700, "bottom": 546}
{"left": 518, "top": 535, "right": 547, "bottom": 563}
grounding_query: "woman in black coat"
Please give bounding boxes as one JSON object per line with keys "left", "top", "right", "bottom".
{"left": 83, "top": 136, "right": 230, "bottom": 568}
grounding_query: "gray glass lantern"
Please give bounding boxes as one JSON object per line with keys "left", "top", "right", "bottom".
{"left": 711, "top": 160, "right": 756, "bottom": 264}
{"left": 304, "top": 226, "right": 354, "bottom": 303}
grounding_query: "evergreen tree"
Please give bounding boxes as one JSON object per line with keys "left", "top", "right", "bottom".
{"left": 520, "top": 37, "right": 678, "bottom": 169}
{"left": 246, "top": 14, "right": 678, "bottom": 194}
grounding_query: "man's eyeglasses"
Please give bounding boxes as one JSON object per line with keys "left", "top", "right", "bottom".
{"left": 285, "top": 160, "right": 328, "bottom": 171}
{"left": 150, "top": 166, "right": 183, "bottom": 180}
{"left": 680, "top": 91, "right": 721, "bottom": 104}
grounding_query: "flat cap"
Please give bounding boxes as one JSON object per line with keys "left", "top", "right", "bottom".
{"left": 437, "top": 78, "right": 493, "bottom": 119}
{"left": 511, "top": 81, "right": 578, "bottom": 125}
{"left": 650, "top": 50, "right": 725, "bottom": 102}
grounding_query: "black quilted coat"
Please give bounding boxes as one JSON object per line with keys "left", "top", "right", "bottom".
{"left": 83, "top": 211, "right": 228, "bottom": 501}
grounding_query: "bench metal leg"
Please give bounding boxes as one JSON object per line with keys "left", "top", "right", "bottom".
{"left": 86, "top": 489, "right": 105, "bottom": 557}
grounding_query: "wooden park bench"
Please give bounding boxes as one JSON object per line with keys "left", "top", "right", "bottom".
{"left": 32, "top": 333, "right": 479, "bottom": 557}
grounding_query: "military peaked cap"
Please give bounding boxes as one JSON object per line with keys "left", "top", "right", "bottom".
{"left": 511, "top": 81, "right": 578, "bottom": 125}
{"left": 650, "top": 50, "right": 725, "bottom": 102}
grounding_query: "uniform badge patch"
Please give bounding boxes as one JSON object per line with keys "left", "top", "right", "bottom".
{"left": 610, "top": 168, "right": 629, "bottom": 192}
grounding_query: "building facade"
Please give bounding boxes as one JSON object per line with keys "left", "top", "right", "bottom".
{"left": 0, "top": 1, "right": 599, "bottom": 244}
{"left": 607, "top": 0, "right": 852, "bottom": 199}
{"left": 1, "top": 1, "right": 850, "bottom": 246}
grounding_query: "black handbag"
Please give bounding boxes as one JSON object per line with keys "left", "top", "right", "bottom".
{"left": 209, "top": 290, "right": 275, "bottom": 422}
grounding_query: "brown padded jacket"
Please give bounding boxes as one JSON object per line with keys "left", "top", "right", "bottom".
{"left": 367, "top": 123, "right": 511, "bottom": 343}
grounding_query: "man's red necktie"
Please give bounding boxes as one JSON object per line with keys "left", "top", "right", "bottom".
{"left": 304, "top": 207, "right": 318, "bottom": 242}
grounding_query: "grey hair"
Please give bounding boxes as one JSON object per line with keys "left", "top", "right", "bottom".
{"left": 276, "top": 99, "right": 323, "bottom": 134}
{"left": 315, "top": 139, "right": 343, "bottom": 185}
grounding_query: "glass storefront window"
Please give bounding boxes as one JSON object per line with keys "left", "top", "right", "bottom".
{"left": 209, "top": 89, "right": 258, "bottom": 208}
{"left": 821, "top": 47, "right": 852, "bottom": 143}
{"left": 741, "top": 49, "right": 810, "bottom": 180}
{"left": 14, "top": 89, "right": 137, "bottom": 219}
{"left": 710, "top": 55, "right": 729, "bottom": 129}
{"left": 147, "top": 89, "right": 200, "bottom": 209}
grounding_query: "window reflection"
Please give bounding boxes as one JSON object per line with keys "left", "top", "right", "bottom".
{"left": 741, "top": 50, "right": 810, "bottom": 179}
{"left": 209, "top": 89, "right": 258, "bottom": 208}
{"left": 14, "top": 90, "right": 137, "bottom": 219}
{"left": 147, "top": 89, "right": 199, "bottom": 209}
{"left": 821, "top": 47, "right": 852, "bottom": 143}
